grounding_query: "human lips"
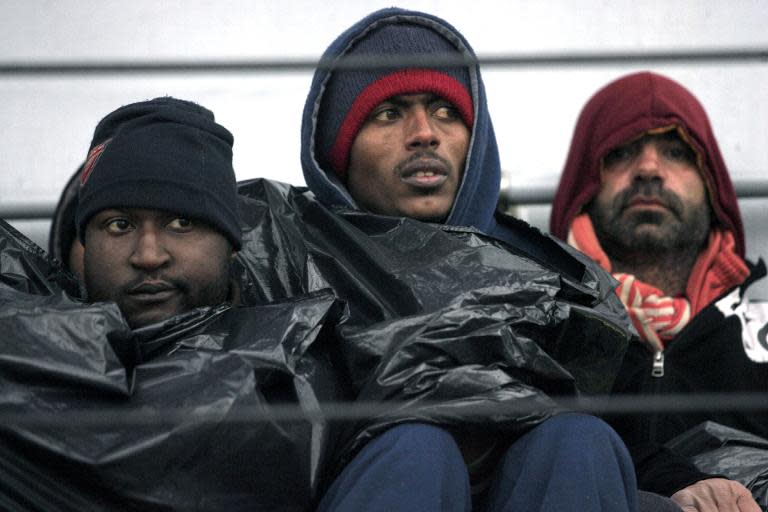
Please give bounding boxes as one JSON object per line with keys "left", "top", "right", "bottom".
{"left": 126, "top": 281, "right": 178, "bottom": 302}
{"left": 623, "top": 195, "right": 669, "bottom": 213}
{"left": 398, "top": 159, "right": 449, "bottom": 188}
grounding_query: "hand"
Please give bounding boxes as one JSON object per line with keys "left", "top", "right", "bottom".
{"left": 671, "top": 478, "right": 761, "bottom": 512}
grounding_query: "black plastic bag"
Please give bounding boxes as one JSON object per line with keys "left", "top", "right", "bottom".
{"left": 667, "top": 421, "right": 768, "bottom": 510}
{"left": 234, "top": 179, "right": 635, "bottom": 470}
{"left": 0, "top": 218, "right": 346, "bottom": 511}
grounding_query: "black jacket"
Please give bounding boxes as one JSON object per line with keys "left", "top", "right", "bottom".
{"left": 611, "top": 261, "right": 768, "bottom": 496}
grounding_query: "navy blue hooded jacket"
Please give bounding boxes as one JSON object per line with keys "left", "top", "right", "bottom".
{"left": 301, "top": 7, "right": 596, "bottom": 277}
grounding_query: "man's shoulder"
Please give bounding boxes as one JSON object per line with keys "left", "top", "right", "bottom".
{"left": 237, "top": 177, "right": 306, "bottom": 199}
{"left": 492, "top": 210, "right": 600, "bottom": 282}
{"left": 0, "top": 217, "right": 82, "bottom": 298}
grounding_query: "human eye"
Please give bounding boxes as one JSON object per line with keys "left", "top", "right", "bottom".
{"left": 603, "top": 143, "right": 636, "bottom": 168}
{"left": 664, "top": 141, "right": 696, "bottom": 164}
{"left": 371, "top": 106, "right": 401, "bottom": 121}
{"left": 432, "top": 103, "right": 461, "bottom": 120}
{"left": 167, "top": 217, "right": 194, "bottom": 232}
{"left": 103, "top": 217, "right": 133, "bottom": 234}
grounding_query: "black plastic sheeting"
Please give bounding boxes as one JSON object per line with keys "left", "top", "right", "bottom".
{"left": 235, "top": 179, "right": 634, "bottom": 472}
{"left": 0, "top": 179, "right": 634, "bottom": 510}
{"left": 667, "top": 422, "right": 768, "bottom": 510}
{"left": 1, "top": 219, "right": 346, "bottom": 511}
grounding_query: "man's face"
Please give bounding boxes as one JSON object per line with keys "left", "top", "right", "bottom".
{"left": 589, "top": 131, "right": 711, "bottom": 255}
{"left": 84, "top": 208, "right": 233, "bottom": 329}
{"left": 346, "top": 93, "right": 470, "bottom": 222}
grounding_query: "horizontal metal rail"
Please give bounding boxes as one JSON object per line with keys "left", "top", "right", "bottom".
{"left": 0, "top": 203, "right": 55, "bottom": 220}
{"left": 0, "top": 48, "right": 766, "bottom": 76}
{"left": 3, "top": 179, "right": 767, "bottom": 220}
{"left": 500, "top": 179, "right": 768, "bottom": 205}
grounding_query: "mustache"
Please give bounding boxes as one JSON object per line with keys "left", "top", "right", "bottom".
{"left": 613, "top": 180, "right": 684, "bottom": 218}
{"left": 394, "top": 151, "right": 452, "bottom": 175}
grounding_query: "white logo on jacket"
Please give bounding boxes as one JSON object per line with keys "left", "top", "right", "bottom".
{"left": 715, "top": 288, "right": 768, "bottom": 363}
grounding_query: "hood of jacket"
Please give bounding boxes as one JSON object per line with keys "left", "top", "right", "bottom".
{"left": 48, "top": 163, "right": 83, "bottom": 268}
{"left": 549, "top": 71, "right": 745, "bottom": 258}
{"left": 300, "top": 7, "right": 502, "bottom": 233}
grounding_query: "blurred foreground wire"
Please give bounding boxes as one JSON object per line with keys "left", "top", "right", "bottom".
{"left": 2, "top": 392, "right": 766, "bottom": 427}
{"left": 0, "top": 48, "right": 766, "bottom": 75}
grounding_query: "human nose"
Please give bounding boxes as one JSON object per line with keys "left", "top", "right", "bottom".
{"left": 128, "top": 228, "right": 170, "bottom": 270}
{"left": 633, "top": 143, "right": 662, "bottom": 180}
{"left": 405, "top": 108, "right": 439, "bottom": 150}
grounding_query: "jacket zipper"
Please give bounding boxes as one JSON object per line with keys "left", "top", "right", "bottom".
{"left": 648, "top": 349, "right": 666, "bottom": 441}
{"left": 651, "top": 349, "right": 665, "bottom": 377}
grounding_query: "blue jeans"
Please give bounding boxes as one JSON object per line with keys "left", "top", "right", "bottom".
{"left": 318, "top": 414, "right": 638, "bottom": 512}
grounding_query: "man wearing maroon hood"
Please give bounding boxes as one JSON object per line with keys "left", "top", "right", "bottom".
{"left": 551, "top": 71, "right": 767, "bottom": 511}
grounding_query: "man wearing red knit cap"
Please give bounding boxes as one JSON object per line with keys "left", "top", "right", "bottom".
{"left": 309, "top": 13, "right": 475, "bottom": 224}
{"left": 299, "top": 8, "right": 656, "bottom": 512}
{"left": 551, "top": 71, "right": 767, "bottom": 511}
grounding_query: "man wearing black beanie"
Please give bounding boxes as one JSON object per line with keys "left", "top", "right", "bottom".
{"left": 76, "top": 96, "right": 242, "bottom": 329}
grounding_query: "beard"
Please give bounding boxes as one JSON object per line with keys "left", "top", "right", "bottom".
{"left": 85, "top": 255, "right": 232, "bottom": 329}
{"left": 588, "top": 180, "right": 712, "bottom": 261}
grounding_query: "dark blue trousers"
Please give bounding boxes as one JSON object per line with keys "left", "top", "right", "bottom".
{"left": 318, "top": 414, "right": 638, "bottom": 512}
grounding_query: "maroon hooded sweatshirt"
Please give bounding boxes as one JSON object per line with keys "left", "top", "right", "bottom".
{"left": 549, "top": 71, "right": 745, "bottom": 259}
{"left": 549, "top": 72, "right": 767, "bottom": 498}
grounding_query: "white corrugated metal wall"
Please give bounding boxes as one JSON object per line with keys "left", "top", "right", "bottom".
{"left": 2, "top": 0, "right": 766, "bottom": 291}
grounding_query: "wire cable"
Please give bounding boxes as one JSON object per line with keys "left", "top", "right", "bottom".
{"left": 2, "top": 392, "right": 766, "bottom": 427}
{"left": 0, "top": 48, "right": 766, "bottom": 76}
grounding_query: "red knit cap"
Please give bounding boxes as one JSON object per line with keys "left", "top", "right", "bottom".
{"left": 329, "top": 68, "right": 474, "bottom": 175}
{"left": 316, "top": 20, "right": 475, "bottom": 179}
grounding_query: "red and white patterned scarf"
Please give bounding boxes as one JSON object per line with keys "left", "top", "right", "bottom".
{"left": 568, "top": 213, "right": 749, "bottom": 352}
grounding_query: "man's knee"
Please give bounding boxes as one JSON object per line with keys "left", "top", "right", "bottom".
{"left": 531, "top": 413, "right": 625, "bottom": 448}
{"left": 503, "top": 413, "right": 634, "bottom": 478}
{"left": 373, "top": 423, "right": 464, "bottom": 462}
{"left": 318, "top": 423, "right": 470, "bottom": 512}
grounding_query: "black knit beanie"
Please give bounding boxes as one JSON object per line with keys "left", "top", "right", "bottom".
{"left": 76, "top": 97, "right": 242, "bottom": 249}
{"left": 317, "top": 21, "right": 474, "bottom": 178}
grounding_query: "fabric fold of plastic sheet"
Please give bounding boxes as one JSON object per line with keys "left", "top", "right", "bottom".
{"left": 667, "top": 421, "right": 768, "bottom": 509}
{"left": 235, "top": 178, "right": 635, "bottom": 472}
{"left": 0, "top": 219, "right": 346, "bottom": 511}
